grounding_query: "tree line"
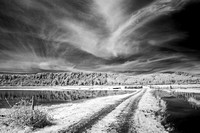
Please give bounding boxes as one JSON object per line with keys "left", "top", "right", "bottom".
{"left": 0, "top": 72, "right": 200, "bottom": 86}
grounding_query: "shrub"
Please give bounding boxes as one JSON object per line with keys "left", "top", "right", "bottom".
{"left": 12, "top": 98, "right": 32, "bottom": 108}
{"left": 2, "top": 108, "right": 53, "bottom": 130}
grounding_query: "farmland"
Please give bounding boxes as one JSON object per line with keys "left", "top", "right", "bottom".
{"left": 0, "top": 88, "right": 135, "bottom": 108}
{"left": 0, "top": 86, "right": 171, "bottom": 133}
{"left": 1, "top": 72, "right": 200, "bottom": 133}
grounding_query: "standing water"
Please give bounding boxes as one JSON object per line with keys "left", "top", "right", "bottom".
{"left": 162, "top": 93, "right": 200, "bottom": 133}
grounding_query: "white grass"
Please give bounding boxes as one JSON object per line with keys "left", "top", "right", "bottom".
{"left": 0, "top": 92, "right": 137, "bottom": 133}
{"left": 172, "top": 89, "right": 200, "bottom": 93}
{"left": 133, "top": 88, "right": 168, "bottom": 133}
{"left": 150, "top": 84, "right": 200, "bottom": 89}
{"left": 86, "top": 89, "right": 145, "bottom": 133}
{"left": 188, "top": 97, "right": 200, "bottom": 106}
{"left": 34, "top": 92, "right": 137, "bottom": 133}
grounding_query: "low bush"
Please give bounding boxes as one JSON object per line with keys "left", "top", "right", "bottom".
{"left": 1, "top": 107, "right": 53, "bottom": 130}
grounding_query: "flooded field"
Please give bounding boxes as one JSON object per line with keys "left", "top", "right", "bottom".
{"left": 1, "top": 86, "right": 200, "bottom": 133}
{"left": 163, "top": 97, "right": 200, "bottom": 133}
{"left": 0, "top": 89, "right": 135, "bottom": 108}
{"left": 154, "top": 89, "right": 200, "bottom": 133}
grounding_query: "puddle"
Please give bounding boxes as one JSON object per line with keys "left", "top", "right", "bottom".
{"left": 163, "top": 96, "right": 200, "bottom": 133}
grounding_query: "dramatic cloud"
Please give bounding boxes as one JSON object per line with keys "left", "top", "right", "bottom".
{"left": 0, "top": 0, "right": 199, "bottom": 74}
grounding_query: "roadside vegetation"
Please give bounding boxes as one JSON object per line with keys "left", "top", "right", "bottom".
{"left": 1, "top": 92, "right": 136, "bottom": 133}
{"left": 152, "top": 88, "right": 200, "bottom": 133}
{"left": 171, "top": 91, "right": 200, "bottom": 109}
{"left": 0, "top": 99, "right": 53, "bottom": 133}
{"left": 133, "top": 88, "right": 169, "bottom": 133}
{"left": 152, "top": 88, "right": 200, "bottom": 110}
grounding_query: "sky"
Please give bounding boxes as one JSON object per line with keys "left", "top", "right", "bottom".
{"left": 0, "top": 0, "right": 200, "bottom": 74}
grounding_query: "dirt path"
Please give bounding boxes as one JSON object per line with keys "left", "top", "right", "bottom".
{"left": 110, "top": 89, "right": 146, "bottom": 133}
{"left": 57, "top": 89, "right": 146, "bottom": 133}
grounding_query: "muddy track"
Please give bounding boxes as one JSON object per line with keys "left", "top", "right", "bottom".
{"left": 113, "top": 89, "right": 146, "bottom": 133}
{"left": 58, "top": 90, "right": 142, "bottom": 133}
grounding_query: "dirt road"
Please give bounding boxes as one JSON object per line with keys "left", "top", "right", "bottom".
{"left": 0, "top": 89, "right": 146, "bottom": 133}
{"left": 52, "top": 89, "right": 145, "bottom": 133}
{"left": 33, "top": 89, "right": 146, "bottom": 133}
{"left": 1, "top": 87, "right": 168, "bottom": 133}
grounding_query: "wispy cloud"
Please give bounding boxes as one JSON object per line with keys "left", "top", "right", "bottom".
{"left": 0, "top": 0, "right": 199, "bottom": 74}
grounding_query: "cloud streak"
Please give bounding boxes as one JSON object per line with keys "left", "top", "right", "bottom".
{"left": 0, "top": 0, "right": 199, "bottom": 74}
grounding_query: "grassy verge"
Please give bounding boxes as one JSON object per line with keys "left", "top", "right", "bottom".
{"left": 133, "top": 89, "right": 168, "bottom": 133}
{"left": 0, "top": 99, "right": 53, "bottom": 133}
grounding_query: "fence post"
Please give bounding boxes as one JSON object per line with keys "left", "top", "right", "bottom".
{"left": 5, "top": 97, "right": 12, "bottom": 108}
{"left": 31, "top": 96, "right": 35, "bottom": 110}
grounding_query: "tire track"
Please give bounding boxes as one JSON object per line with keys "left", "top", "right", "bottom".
{"left": 115, "top": 88, "right": 146, "bottom": 133}
{"left": 102, "top": 89, "right": 146, "bottom": 133}
{"left": 58, "top": 90, "right": 142, "bottom": 133}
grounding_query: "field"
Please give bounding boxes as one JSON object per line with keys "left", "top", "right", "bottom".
{"left": 0, "top": 86, "right": 168, "bottom": 133}
{"left": 151, "top": 87, "right": 200, "bottom": 133}
{"left": 1, "top": 85, "right": 200, "bottom": 133}
{"left": 0, "top": 87, "right": 136, "bottom": 108}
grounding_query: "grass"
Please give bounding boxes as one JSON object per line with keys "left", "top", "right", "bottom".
{"left": 171, "top": 91, "right": 200, "bottom": 109}
{"left": 2, "top": 108, "right": 52, "bottom": 128}
{"left": 0, "top": 99, "right": 53, "bottom": 132}
{"left": 0, "top": 89, "right": 135, "bottom": 131}
{"left": 150, "top": 90, "right": 173, "bottom": 131}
